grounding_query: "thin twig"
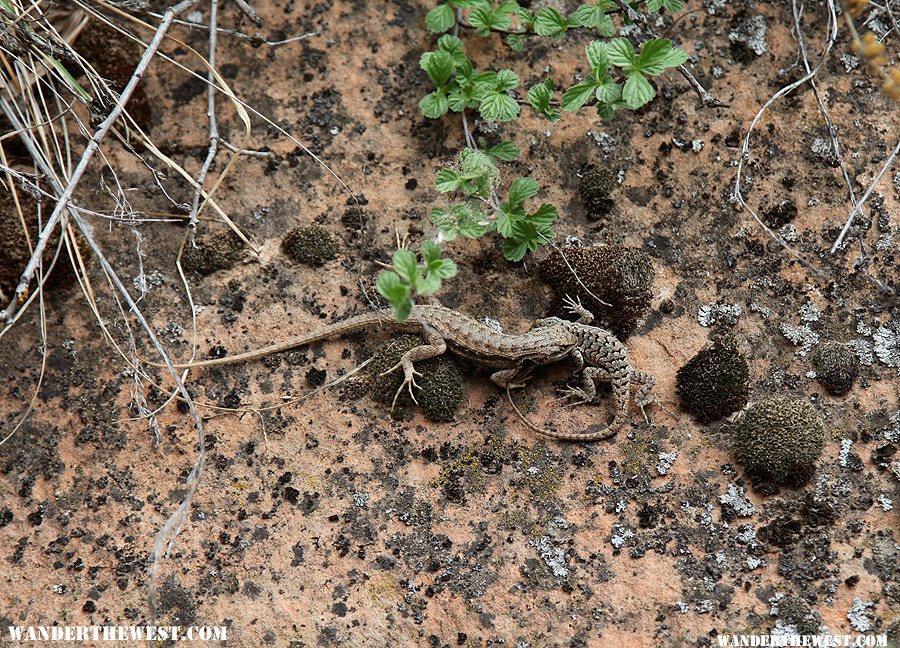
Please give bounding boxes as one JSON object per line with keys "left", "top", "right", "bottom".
{"left": 0, "top": 0, "right": 200, "bottom": 322}
{"left": 830, "top": 140, "right": 900, "bottom": 252}
{"left": 188, "top": 0, "right": 220, "bottom": 233}
{"left": 229, "top": 0, "right": 261, "bottom": 26}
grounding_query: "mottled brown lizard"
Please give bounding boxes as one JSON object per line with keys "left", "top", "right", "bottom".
{"left": 161, "top": 297, "right": 655, "bottom": 442}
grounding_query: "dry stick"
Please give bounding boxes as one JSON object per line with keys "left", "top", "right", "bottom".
{"left": 0, "top": 0, "right": 199, "bottom": 323}
{"left": 831, "top": 140, "right": 900, "bottom": 253}
{"left": 609, "top": 0, "right": 729, "bottom": 109}
{"left": 188, "top": 0, "right": 220, "bottom": 233}
{"left": 230, "top": 0, "right": 262, "bottom": 27}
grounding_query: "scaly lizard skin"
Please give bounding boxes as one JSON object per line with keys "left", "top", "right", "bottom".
{"left": 163, "top": 298, "right": 655, "bottom": 442}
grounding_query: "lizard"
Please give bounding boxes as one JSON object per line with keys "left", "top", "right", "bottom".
{"left": 159, "top": 296, "right": 656, "bottom": 442}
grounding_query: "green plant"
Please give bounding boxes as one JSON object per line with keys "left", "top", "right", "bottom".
{"left": 429, "top": 147, "right": 558, "bottom": 262}
{"left": 375, "top": 241, "right": 458, "bottom": 321}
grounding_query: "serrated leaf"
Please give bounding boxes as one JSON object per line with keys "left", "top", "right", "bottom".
{"left": 586, "top": 41, "right": 610, "bottom": 72}
{"left": 569, "top": 4, "right": 615, "bottom": 35}
{"left": 506, "top": 34, "right": 525, "bottom": 52}
{"left": 433, "top": 258, "right": 457, "bottom": 278}
{"left": 459, "top": 147, "right": 497, "bottom": 177}
{"left": 658, "top": 46, "right": 689, "bottom": 70}
{"left": 376, "top": 271, "right": 409, "bottom": 304}
{"left": 487, "top": 141, "right": 521, "bottom": 161}
{"left": 468, "top": 5, "right": 496, "bottom": 35}
{"left": 417, "top": 272, "right": 441, "bottom": 295}
{"left": 622, "top": 71, "right": 655, "bottom": 108}
{"left": 607, "top": 38, "right": 637, "bottom": 68}
{"left": 647, "top": 0, "right": 684, "bottom": 12}
{"left": 394, "top": 299, "right": 412, "bottom": 321}
{"left": 392, "top": 249, "right": 418, "bottom": 281}
{"left": 421, "top": 240, "right": 441, "bottom": 264}
{"left": 420, "top": 50, "right": 453, "bottom": 87}
{"left": 594, "top": 77, "right": 622, "bottom": 103}
{"left": 534, "top": 7, "right": 567, "bottom": 36}
{"left": 447, "top": 86, "right": 476, "bottom": 111}
{"left": 449, "top": 0, "right": 481, "bottom": 7}
{"left": 494, "top": 210, "right": 516, "bottom": 238}
{"left": 633, "top": 38, "right": 672, "bottom": 74}
{"left": 435, "top": 169, "right": 462, "bottom": 192}
{"left": 419, "top": 90, "right": 449, "bottom": 118}
{"left": 561, "top": 82, "right": 597, "bottom": 111}
{"left": 425, "top": 3, "right": 455, "bottom": 33}
{"left": 495, "top": 69, "right": 519, "bottom": 92}
{"left": 508, "top": 177, "right": 540, "bottom": 206}
{"left": 437, "top": 34, "right": 468, "bottom": 66}
{"left": 527, "top": 81, "right": 561, "bottom": 121}
{"left": 528, "top": 203, "right": 558, "bottom": 225}
{"left": 502, "top": 238, "right": 529, "bottom": 262}
{"left": 479, "top": 93, "right": 520, "bottom": 122}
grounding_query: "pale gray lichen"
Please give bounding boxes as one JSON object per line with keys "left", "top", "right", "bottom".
{"left": 839, "top": 438, "right": 854, "bottom": 468}
{"left": 848, "top": 338, "right": 874, "bottom": 366}
{"left": 729, "top": 14, "right": 767, "bottom": 55}
{"left": 877, "top": 494, "right": 894, "bottom": 511}
{"left": 782, "top": 322, "right": 820, "bottom": 356}
{"left": 874, "top": 324, "right": 900, "bottom": 367}
{"left": 719, "top": 484, "right": 755, "bottom": 517}
{"left": 530, "top": 536, "right": 570, "bottom": 579}
{"left": 847, "top": 598, "right": 874, "bottom": 632}
{"left": 698, "top": 303, "right": 743, "bottom": 327}
{"left": 656, "top": 451, "right": 678, "bottom": 476}
{"left": 799, "top": 302, "right": 821, "bottom": 322}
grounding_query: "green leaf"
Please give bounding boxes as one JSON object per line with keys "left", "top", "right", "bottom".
{"left": 479, "top": 93, "right": 520, "bottom": 122}
{"left": 447, "top": 85, "right": 477, "bottom": 111}
{"left": 495, "top": 69, "right": 519, "bottom": 92}
{"left": 508, "top": 177, "right": 540, "bottom": 206}
{"left": 528, "top": 203, "right": 558, "bottom": 226}
{"left": 420, "top": 50, "right": 453, "bottom": 87}
{"left": 527, "top": 81, "right": 560, "bottom": 122}
{"left": 502, "top": 239, "right": 529, "bottom": 262}
{"left": 417, "top": 273, "right": 442, "bottom": 295}
{"left": 487, "top": 141, "right": 521, "bottom": 161}
{"left": 622, "top": 72, "right": 655, "bottom": 108}
{"left": 594, "top": 77, "right": 622, "bottom": 103}
{"left": 658, "top": 46, "right": 689, "bottom": 70}
{"left": 506, "top": 34, "right": 525, "bottom": 52}
{"left": 586, "top": 41, "right": 611, "bottom": 72}
{"left": 376, "top": 271, "right": 409, "bottom": 306}
{"left": 437, "top": 34, "right": 468, "bottom": 66}
{"left": 425, "top": 3, "right": 455, "bottom": 33}
{"left": 394, "top": 299, "right": 412, "bottom": 322}
{"left": 459, "top": 147, "right": 497, "bottom": 177}
{"left": 561, "top": 82, "right": 597, "bottom": 111}
{"left": 435, "top": 169, "right": 463, "bottom": 192}
{"left": 494, "top": 210, "right": 516, "bottom": 237}
{"left": 569, "top": 4, "right": 615, "bottom": 35}
{"left": 432, "top": 258, "right": 458, "bottom": 278}
{"left": 419, "top": 90, "right": 449, "bottom": 118}
{"left": 534, "top": 7, "right": 568, "bottom": 36}
{"left": 468, "top": 5, "right": 498, "bottom": 35}
{"left": 421, "top": 240, "right": 441, "bottom": 264}
{"left": 647, "top": 0, "right": 685, "bottom": 12}
{"left": 448, "top": 0, "right": 481, "bottom": 7}
{"left": 392, "top": 249, "right": 418, "bottom": 281}
{"left": 633, "top": 38, "right": 672, "bottom": 74}
{"left": 607, "top": 38, "right": 637, "bottom": 68}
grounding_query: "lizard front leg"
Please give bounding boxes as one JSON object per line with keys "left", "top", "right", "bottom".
{"left": 382, "top": 325, "right": 447, "bottom": 409}
{"left": 562, "top": 295, "right": 594, "bottom": 325}
{"left": 490, "top": 364, "right": 532, "bottom": 390}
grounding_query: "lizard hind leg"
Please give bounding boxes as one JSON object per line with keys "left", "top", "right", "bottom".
{"left": 381, "top": 330, "right": 447, "bottom": 411}
{"left": 631, "top": 370, "right": 658, "bottom": 424}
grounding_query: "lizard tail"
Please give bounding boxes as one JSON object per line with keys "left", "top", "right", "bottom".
{"left": 506, "top": 388, "right": 625, "bottom": 442}
{"left": 155, "top": 310, "right": 407, "bottom": 369}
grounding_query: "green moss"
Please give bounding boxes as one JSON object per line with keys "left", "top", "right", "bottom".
{"left": 539, "top": 245, "right": 654, "bottom": 339}
{"left": 811, "top": 341, "right": 858, "bottom": 396}
{"left": 368, "top": 335, "right": 464, "bottom": 422}
{"left": 181, "top": 231, "right": 243, "bottom": 276}
{"left": 730, "top": 397, "right": 826, "bottom": 484}
{"left": 578, "top": 166, "right": 616, "bottom": 216}
{"left": 282, "top": 223, "right": 339, "bottom": 266}
{"left": 676, "top": 339, "right": 750, "bottom": 422}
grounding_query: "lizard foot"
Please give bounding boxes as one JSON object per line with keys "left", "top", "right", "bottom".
{"left": 382, "top": 360, "right": 422, "bottom": 410}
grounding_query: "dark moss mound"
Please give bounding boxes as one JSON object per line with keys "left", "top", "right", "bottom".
{"left": 730, "top": 397, "right": 826, "bottom": 485}
{"left": 811, "top": 341, "right": 858, "bottom": 396}
{"left": 75, "top": 21, "right": 152, "bottom": 130}
{"left": 578, "top": 166, "right": 616, "bottom": 218}
{"left": 773, "top": 595, "right": 822, "bottom": 635}
{"left": 181, "top": 231, "right": 243, "bottom": 276}
{"left": 539, "top": 245, "right": 654, "bottom": 339}
{"left": 369, "top": 336, "right": 464, "bottom": 422}
{"left": 282, "top": 223, "right": 339, "bottom": 267}
{"left": 676, "top": 339, "right": 749, "bottom": 422}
